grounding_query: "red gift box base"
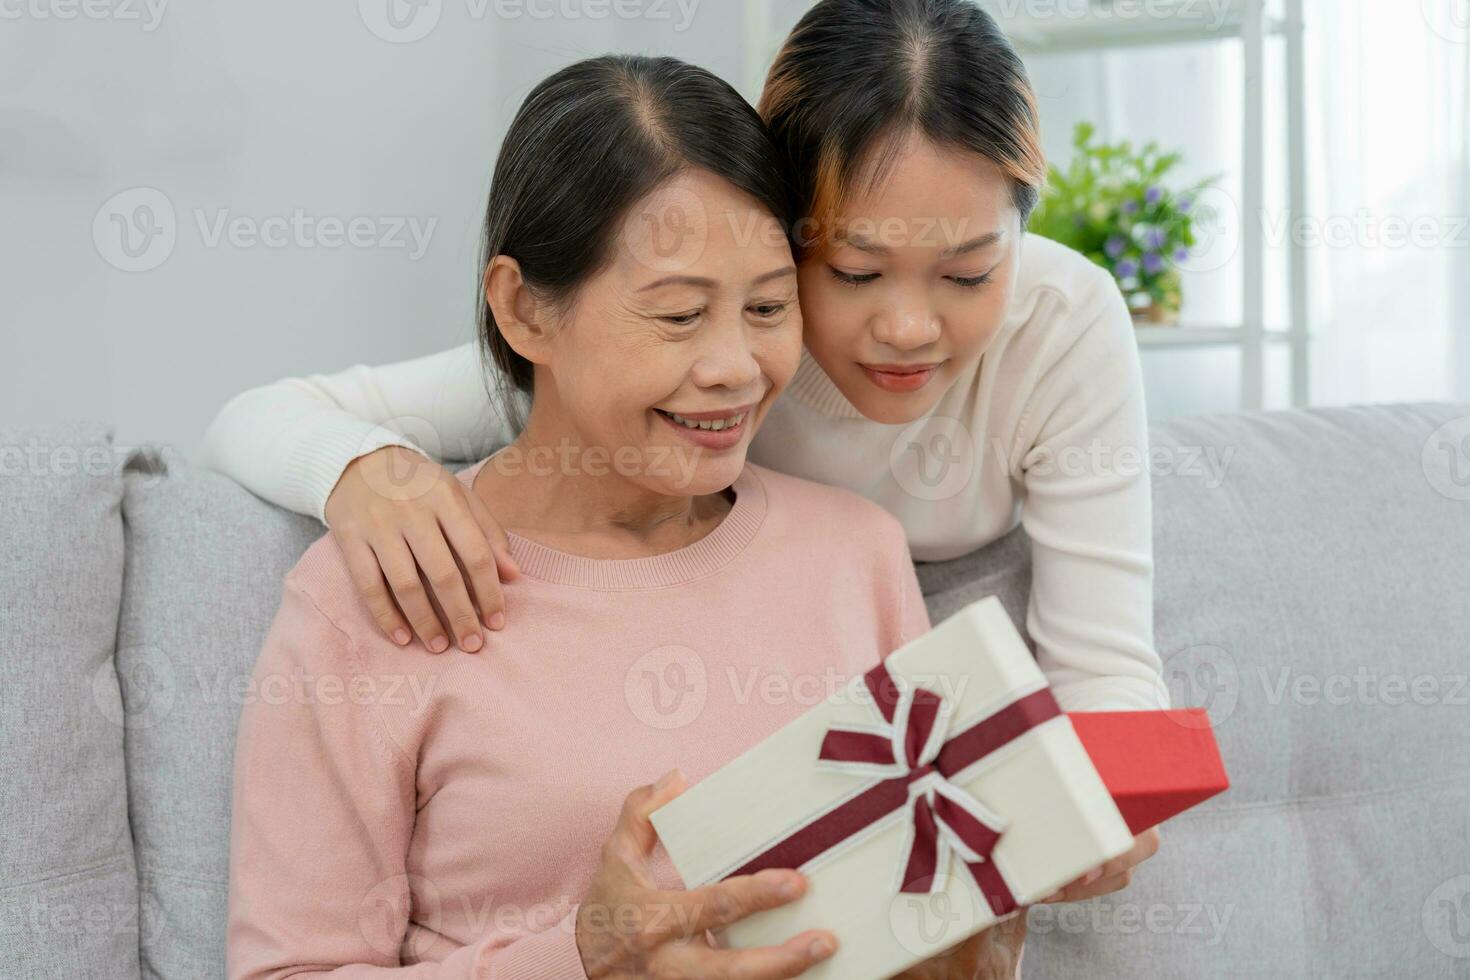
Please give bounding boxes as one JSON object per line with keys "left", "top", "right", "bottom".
{"left": 1068, "top": 708, "right": 1230, "bottom": 835}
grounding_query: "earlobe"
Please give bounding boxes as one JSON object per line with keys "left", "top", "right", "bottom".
{"left": 485, "top": 255, "right": 550, "bottom": 363}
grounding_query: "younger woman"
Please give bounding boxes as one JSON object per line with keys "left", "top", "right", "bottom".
{"left": 227, "top": 53, "right": 1024, "bottom": 979}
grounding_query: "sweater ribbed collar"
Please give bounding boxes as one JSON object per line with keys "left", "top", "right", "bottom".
{"left": 784, "top": 349, "right": 868, "bottom": 420}
{"left": 455, "top": 460, "right": 767, "bottom": 590}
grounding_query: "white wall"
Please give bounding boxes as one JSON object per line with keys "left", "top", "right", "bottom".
{"left": 0, "top": 0, "right": 748, "bottom": 458}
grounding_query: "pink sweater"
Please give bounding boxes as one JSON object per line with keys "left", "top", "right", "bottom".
{"left": 226, "top": 460, "right": 930, "bottom": 979}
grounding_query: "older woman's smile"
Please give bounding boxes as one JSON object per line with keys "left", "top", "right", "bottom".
{"left": 653, "top": 402, "right": 756, "bottom": 450}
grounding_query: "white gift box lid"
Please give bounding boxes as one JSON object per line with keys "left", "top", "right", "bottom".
{"left": 651, "top": 597, "right": 1135, "bottom": 980}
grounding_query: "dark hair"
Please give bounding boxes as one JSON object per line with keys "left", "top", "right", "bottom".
{"left": 477, "top": 54, "right": 790, "bottom": 427}
{"left": 758, "top": 0, "right": 1046, "bottom": 256}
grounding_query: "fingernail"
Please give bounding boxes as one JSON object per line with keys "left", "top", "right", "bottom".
{"left": 462, "top": 632, "right": 483, "bottom": 652}
{"left": 1084, "top": 868, "right": 1103, "bottom": 884}
{"left": 653, "top": 769, "right": 681, "bottom": 793}
{"left": 808, "top": 937, "right": 833, "bottom": 959}
{"left": 779, "top": 876, "right": 802, "bottom": 900}
{"left": 1042, "top": 890, "right": 1064, "bottom": 903}
{"left": 393, "top": 628, "right": 411, "bottom": 646}
{"left": 429, "top": 636, "right": 448, "bottom": 653}
{"left": 488, "top": 611, "right": 505, "bottom": 630}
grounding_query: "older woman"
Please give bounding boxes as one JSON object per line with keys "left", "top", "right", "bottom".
{"left": 226, "top": 54, "right": 1023, "bottom": 979}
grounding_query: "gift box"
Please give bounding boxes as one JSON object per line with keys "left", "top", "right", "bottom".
{"left": 650, "top": 597, "right": 1229, "bottom": 980}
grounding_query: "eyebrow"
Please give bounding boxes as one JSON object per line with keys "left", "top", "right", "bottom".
{"left": 940, "top": 230, "right": 1006, "bottom": 259}
{"left": 752, "top": 266, "right": 798, "bottom": 285}
{"left": 841, "top": 229, "right": 1006, "bottom": 258}
{"left": 637, "top": 274, "right": 717, "bottom": 292}
{"left": 637, "top": 266, "right": 797, "bottom": 292}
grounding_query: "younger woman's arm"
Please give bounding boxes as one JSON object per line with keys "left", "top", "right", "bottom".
{"left": 199, "top": 342, "right": 509, "bottom": 523}
{"left": 1014, "top": 278, "right": 1172, "bottom": 714}
{"left": 201, "top": 343, "right": 520, "bottom": 652}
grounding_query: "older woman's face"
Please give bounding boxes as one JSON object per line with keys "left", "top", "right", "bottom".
{"left": 540, "top": 168, "right": 801, "bottom": 498}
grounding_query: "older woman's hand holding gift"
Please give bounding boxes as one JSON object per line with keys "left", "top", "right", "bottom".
{"left": 577, "top": 771, "right": 838, "bottom": 980}
{"left": 891, "top": 827, "right": 1160, "bottom": 979}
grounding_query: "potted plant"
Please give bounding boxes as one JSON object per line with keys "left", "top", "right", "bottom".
{"left": 1028, "top": 122, "right": 1218, "bottom": 325}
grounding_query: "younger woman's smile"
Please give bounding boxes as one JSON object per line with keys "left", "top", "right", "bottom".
{"left": 858, "top": 361, "right": 946, "bottom": 393}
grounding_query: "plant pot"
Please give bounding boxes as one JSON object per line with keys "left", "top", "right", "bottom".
{"left": 1132, "top": 301, "right": 1180, "bottom": 326}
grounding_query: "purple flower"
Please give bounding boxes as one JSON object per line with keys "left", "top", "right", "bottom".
{"left": 1178, "top": 195, "right": 1193, "bottom": 212}
{"left": 1105, "top": 235, "right": 1127, "bottom": 259}
{"left": 1145, "top": 186, "right": 1164, "bottom": 206}
{"left": 1143, "top": 252, "right": 1165, "bottom": 275}
{"left": 1115, "top": 258, "right": 1140, "bottom": 279}
{"left": 1143, "top": 227, "right": 1166, "bottom": 250}
{"left": 1174, "top": 245, "right": 1190, "bottom": 262}
{"left": 1122, "top": 199, "right": 1140, "bottom": 216}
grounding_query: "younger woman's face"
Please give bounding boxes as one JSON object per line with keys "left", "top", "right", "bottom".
{"left": 797, "top": 134, "right": 1023, "bottom": 424}
{"left": 531, "top": 168, "right": 801, "bottom": 498}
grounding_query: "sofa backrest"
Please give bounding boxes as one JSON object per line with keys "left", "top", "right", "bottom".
{"left": 0, "top": 421, "right": 140, "bottom": 980}
{"left": 115, "top": 444, "right": 324, "bottom": 979}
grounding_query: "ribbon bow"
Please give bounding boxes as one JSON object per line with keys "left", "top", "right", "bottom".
{"left": 723, "top": 661, "right": 1061, "bottom": 915}
{"left": 817, "top": 680, "right": 1009, "bottom": 894}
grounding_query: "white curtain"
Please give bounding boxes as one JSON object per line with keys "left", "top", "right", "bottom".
{"left": 1304, "top": 0, "right": 1470, "bottom": 403}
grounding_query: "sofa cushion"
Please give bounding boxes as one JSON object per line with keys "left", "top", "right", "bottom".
{"left": 0, "top": 422, "right": 141, "bottom": 980}
{"left": 116, "top": 444, "right": 324, "bottom": 980}
{"left": 1019, "top": 403, "right": 1470, "bottom": 978}
{"left": 915, "top": 520, "right": 1032, "bottom": 639}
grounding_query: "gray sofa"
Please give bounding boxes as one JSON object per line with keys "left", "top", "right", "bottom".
{"left": 4, "top": 404, "right": 1469, "bottom": 979}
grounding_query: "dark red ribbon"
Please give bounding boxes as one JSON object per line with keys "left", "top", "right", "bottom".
{"left": 723, "top": 661, "right": 1061, "bottom": 915}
